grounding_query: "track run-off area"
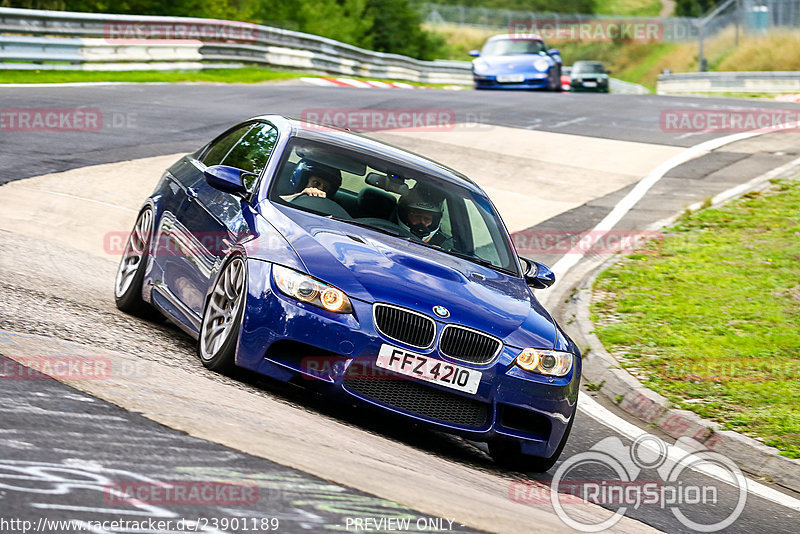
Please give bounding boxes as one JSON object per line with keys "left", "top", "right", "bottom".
{"left": 1, "top": 82, "right": 800, "bottom": 533}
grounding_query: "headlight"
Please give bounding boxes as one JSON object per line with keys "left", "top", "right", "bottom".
{"left": 272, "top": 265, "right": 353, "bottom": 313}
{"left": 516, "top": 348, "right": 573, "bottom": 377}
{"left": 533, "top": 58, "right": 549, "bottom": 71}
{"left": 473, "top": 59, "right": 489, "bottom": 75}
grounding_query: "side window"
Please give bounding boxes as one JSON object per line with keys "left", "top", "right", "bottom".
{"left": 464, "top": 198, "right": 502, "bottom": 265}
{"left": 201, "top": 124, "right": 253, "bottom": 167}
{"left": 220, "top": 123, "right": 278, "bottom": 192}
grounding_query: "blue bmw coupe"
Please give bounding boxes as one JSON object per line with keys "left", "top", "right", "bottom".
{"left": 115, "top": 116, "right": 581, "bottom": 471}
{"left": 471, "top": 34, "right": 563, "bottom": 91}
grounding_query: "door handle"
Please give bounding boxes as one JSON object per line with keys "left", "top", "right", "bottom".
{"left": 186, "top": 187, "right": 199, "bottom": 200}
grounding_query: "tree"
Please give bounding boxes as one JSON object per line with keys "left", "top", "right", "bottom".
{"left": 365, "top": 0, "right": 445, "bottom": 60}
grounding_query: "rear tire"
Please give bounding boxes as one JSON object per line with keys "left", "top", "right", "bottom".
{"left": 490, "top": 407, "right": 576, "bottom": 472}
{"left": 114, "top": 207, "right": 159, "bottom": 319}
{"left": 197, "top": 256, "right": 247, "bottom": 372}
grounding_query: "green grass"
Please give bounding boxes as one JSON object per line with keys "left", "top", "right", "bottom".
{"left": 594, "top": 0, "right": 664, "bottom": 17}
{"left": 592, "top": 179, "right": 800, "bottom": 458}
{"left": 0, "top": 67, "right": 309, "bottom": 84}
{"left": 0, "top": 68, "right": 463, "bottom": 87}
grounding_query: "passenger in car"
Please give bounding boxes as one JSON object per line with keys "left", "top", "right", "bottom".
{"left": 281, "top": 159, "right": 342, "bottom": 201}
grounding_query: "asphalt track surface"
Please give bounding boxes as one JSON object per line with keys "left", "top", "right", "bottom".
{"left": 3, "top": 83, "right": 800, "bottom": 184}
{"left": 1, "top": 83, "right": 800, "bottom": 533}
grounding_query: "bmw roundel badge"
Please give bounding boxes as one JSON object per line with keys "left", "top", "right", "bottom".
{"left": 433, "top": 305, "right": 450, "bottom": 318}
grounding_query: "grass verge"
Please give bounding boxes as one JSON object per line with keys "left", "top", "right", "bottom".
{"left": 592, "top": 178, "right": 800, "bottom": 458}
{"left": 0, "top": 68, "right": 463, "bottom": 88}
{"left": 0, "top": 67, "right": 309, "bottom": 84}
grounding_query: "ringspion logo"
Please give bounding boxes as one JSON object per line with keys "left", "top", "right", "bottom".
{"left": 511, "top": 434, "right": 746, "bottom": 532}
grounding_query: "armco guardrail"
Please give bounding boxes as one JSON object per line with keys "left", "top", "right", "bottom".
{"left": 609, "top": 77, "right": 650, "bottom": 95}
{"left": 658, "top": 71, "right": 800, "bottom": 94}
{"left": 0, "top": 7, "right": 473, "bottom": 84}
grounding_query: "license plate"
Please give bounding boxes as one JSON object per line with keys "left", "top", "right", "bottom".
{"left": 497, "top": 74, "right": 525, "bottom": 83}
{"left": 376, "top": 344, "right": 481, "bottom": 394}
{"left": 583, "top": 81, "right": 597, "bottom": 87}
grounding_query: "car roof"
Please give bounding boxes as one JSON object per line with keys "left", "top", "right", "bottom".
{"left": 249, "top": 114, "right": 482, "bottom": 192}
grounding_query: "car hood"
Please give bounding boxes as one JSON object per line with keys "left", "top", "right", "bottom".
{"left": 476, "top": 54, "right": 549, "bottom": 73}
{"left": 267, "top": 206, "right": 557, "bottom": 346}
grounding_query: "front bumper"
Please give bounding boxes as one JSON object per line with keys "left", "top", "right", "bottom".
{"left": 570, "top": 79, "right": 609, "bottom": 92}
{"left": 474, "top": 73, "right": 551, "bottom": 90}
{"left": 237, "top": 260, "right": 580, "bottom": 458}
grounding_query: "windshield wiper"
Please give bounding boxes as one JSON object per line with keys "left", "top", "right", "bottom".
{"left": 325, "top": 216, "right": 413, "bottom": 240}
{"left": 442, "top": 249, "right": 517, "bottom": 276}
{"left": 443, "top": 249, "right": 495, "bottom": 268}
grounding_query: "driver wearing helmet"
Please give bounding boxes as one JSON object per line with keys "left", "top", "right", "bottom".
{"left": 397, "top": 188, "right": 453, "bottom": 248}
{"left": 282, "top": 159, "right": 342, "bottom": 201}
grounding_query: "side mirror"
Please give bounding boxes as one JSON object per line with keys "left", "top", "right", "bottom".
{"left": 520, "top": 257, "right": 555, "bottom": 289}
{"left": 469, "top": 50, "right": 481, "bottom": 57}
{"left": 605, "top": 68, "right": 612, "bottom": 74}
{"left": 203, "top": 165, "right": 250, "bottom": 195}
{"left": 547, "top": 48, "right": 560, "bottom": 56}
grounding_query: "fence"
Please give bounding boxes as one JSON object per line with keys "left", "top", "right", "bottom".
{"left": 0, "top": 7, "right": 473, "bottom": 84}
{"left": 419, "top": 1, "right": 800, "bottom": 42}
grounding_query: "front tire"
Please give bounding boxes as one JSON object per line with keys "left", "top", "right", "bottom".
{"left": 198, "top": 256, "right": 247, "bottom": 372}
{"left": 490, "top": 408, "right": 576, "bottom": 472}
{"left": 114, "top": 207, "right": 158, "bottom": 319}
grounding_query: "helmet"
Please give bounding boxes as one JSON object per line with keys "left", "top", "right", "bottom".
{"left": 290, "top": 159, "right": 342, "bottom": 196}
{"left": 398, "top": 188, "right": 445, "bottom": 240}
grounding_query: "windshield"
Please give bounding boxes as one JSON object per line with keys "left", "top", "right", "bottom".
{"left": 269, "top": 138, "right": 518, "bottom": 274}
{"left": 574, "top": 62, "right": 606, "bottom": 74}
{"left": 481, "top": 38, "right": 546, "bottom": 56}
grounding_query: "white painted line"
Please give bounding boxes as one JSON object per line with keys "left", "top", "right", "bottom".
{"left": 562, "top": 122, "right": 800, "bottom": 511}
{"left": 707, "top": 154, "right": 800, "bottom": 205}
{"left": 578, "top": 394, "right": 800, "bottom": 512}
{"left": 298, "top": 77, "right": 338, "bottom": 87}
{"left": 335, "top": 78, "right": 373, "bottom": 88}
{"left": 675, "top": 129, "right": 713, "bottom": 140}
{"left": 551, "top": 116, "right": 587, "bottom": 129}
{"left": 365, "top": 80, "right": 393, "bottom": 88}
{"left": 550, "top": 123, "right": 798, "bottom": 280}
